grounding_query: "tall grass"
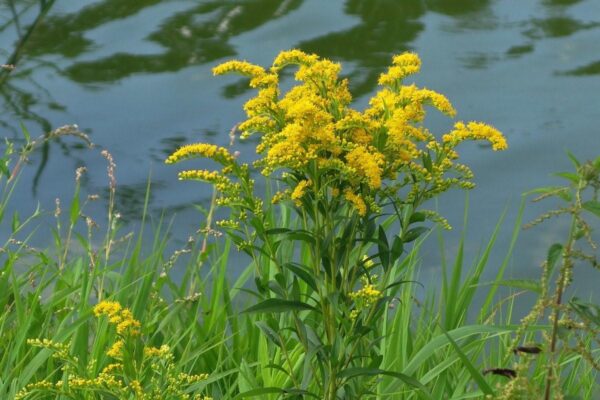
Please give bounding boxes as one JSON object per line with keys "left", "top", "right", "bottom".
{"left": 1, "top": 136, "right": 598, "bottom": 397}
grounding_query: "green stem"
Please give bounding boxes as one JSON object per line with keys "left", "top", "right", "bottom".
{"left": 543, "top": 181, "right": 583, "bottom": 400}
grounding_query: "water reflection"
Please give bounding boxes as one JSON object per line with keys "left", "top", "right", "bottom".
{"left": 559, "top": 60, "right": 600, "bottom": 76}
{"left": 1, "top": 0, "right": 57, "bottom": 134}
{"left": 300, "top": 0, "right": 425, "bottom": 97}
{"left": 524, "top": 17, "right": 599, "bottom": 39}
{"left": 32, "top": 0, "right": 304, "bottom": 83}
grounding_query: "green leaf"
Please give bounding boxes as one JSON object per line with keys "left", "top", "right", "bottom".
{"left": 422, "top": 152, "right": 433, "bottom": 172}
{"left": 282, "top": 262, "right": 317, "bottom": 292}
{"left": 378, "top": 225, "right": 390, "bottom": 271}
{"left": 19, "top": 122, "right": 31, "bottom": 144}
{"left": 255, "top": 321, "right": 282, "bottom": 348}
{"left": 0, "top": 159, "right": 9, "bottom": 178}
{"left": 553, "top": 172, "right": 579, "bottom": 183}
{"left": 286, "top": 230, "right": 315, "bottom": 245}
{"left": 69, "top": 191, "right": 80, "bottom": 226}
{"left": 282, "top": 388, "right": 320, "bottom": 399}
{"left": 477, "top": 279, "right": 541, "bottom": 294}
{"left": 441, "top": 329, "right": 495, "bottom": 396}
{"left": 235, "top": 388, "right": 285, "bottom": 399}
{"left": 409, "top": 212, "right": 426, "bottom": 224}
{"left": 566, "top": 150, "right": 580, "bottom": 169}
{"left": 547, "top": 243, "right": 563, "bottom": 270}
{"left": 267, "top": 280, "right": 285, "bottom": 298}
{"left": 338, "top": 368, "right": 432, "bottom": 400}
{"left": 11, "top": 211, "right": 20, "bottom": 233}
{"left": 242, "top": 299, "right": 317, "bottom": 314}
{"left": 570, "top": 298, "right": 600, "bottom": 327}
{"left": 582, "top": 200, "right": 600, "bottom": 218}
{"left": 390, "top": 235, "right": 404, "bottom": 264}
{"left": 402, "top": 226, "right": 428, "bottom": 243}
{"left": 265, "top": 228, "right": 291, "bottom": 235}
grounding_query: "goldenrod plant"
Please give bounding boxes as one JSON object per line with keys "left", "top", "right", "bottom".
{"left": 16, "top": 301, "right": 212, "bottom": 400}
{"left": 167, "top": 49, "right": 507, "bottom": 399}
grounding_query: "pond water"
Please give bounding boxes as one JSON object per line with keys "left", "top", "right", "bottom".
{"left": 1, "top": 0, "right": 599, "bottom": 296}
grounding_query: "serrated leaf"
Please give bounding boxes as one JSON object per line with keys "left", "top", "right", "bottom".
{"left": 547, "top": 243, "right": 563, "bottom": 270}
{"left": 566, "top": 150, "right": 580, "bottom": 169}
{"left": 242, "top": 299, "right": 317, "bottom": 314}
{"left": 570, "top": 298, "right": 600, "bottom": 327}
{"left": 553, "top": 172, "right": 579, "bottom": 183}
{"left": 582, "top": 200, "right": 600, "bottom": 218}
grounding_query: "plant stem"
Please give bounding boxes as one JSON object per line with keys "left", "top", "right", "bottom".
{"left": 543, "top": 190, "right": 581, "bottom": 400}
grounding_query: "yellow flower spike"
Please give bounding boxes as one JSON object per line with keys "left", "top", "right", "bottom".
{"left": 212, "top": 60, "right": 265, "bottom": 79}
{"left": 271, "top": 49, "right": 318, "bottom": 71}
{"left": 442, "top": 121, "right": 507, "bottom": 151}
{"left": 378, "top": 52, "right": 422, "bottom": 86}
{"left": 165, "top": 143, "right": 234, "bottom": 165}
{"left": 392, "top": 52, "right": 422, "bottom": 68}
{"left": 249, "top": 72, "right": 278, "bottom": 88}
{"left": 177, "top": 170, "right": 232, "bottom": 189}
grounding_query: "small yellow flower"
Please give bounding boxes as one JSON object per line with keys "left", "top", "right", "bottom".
{"left": 345, "top": 146, "right": 385, "bottom": 189}
{"left": 291, "top": 179, "right": 312, "bottom": 206}
{"left": 94, "top": 301, "right": 141, "bottom": 336}
{"left": 107, "top": 340, "right": 124, "bottom": 358}
{"left": 350, "top": 283, "right": 382, "bottom": 306}
{"left": 344, "top": 190, "right": 367, "bottom": 216}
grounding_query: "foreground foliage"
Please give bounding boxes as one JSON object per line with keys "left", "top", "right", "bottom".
{"left": 0, "top": 51, "right": 598, "bottom": 400}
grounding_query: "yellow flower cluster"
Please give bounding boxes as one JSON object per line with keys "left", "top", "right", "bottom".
{"left": 93, "top": 300, "right": 141, "bottom": 336}
{"left": 19, "top": 309, "right": 212, "bottom": 400}
{"left": 350, "top": 283, "right": 383, "bottom": 306}
{"left": 378, "top": 52, "right": 422, "bottom": 86}
{"left": 344, "top": 189, "right": 367, "bottom": 216}
{"left": 144, "top": 344, "right": 171, "bottom": 358}
{"left": 107, "top": 340, "right": 124, "bottom": 358}
{"left": 168, "top": 49, "right": 507, "bottom": 219}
